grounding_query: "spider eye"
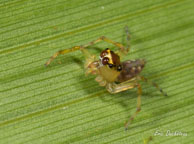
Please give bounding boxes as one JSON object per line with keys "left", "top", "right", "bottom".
{"left": 102, "top": 57, "right": 109, "bottom": 65}
{"left": 100, "top": 48, "right": 110, "bottom": 58}
{"left": 117, "top": 65, "right": 122, "bottom": 71}
{"left": 100, "top": 51, "right": 108, "bottom": 58}
{"left": 108, "top": 64, "right": 113, "bottom": 68}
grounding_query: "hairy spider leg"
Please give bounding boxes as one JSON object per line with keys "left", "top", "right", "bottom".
{"left": 45, "top": 36, "right": 129, "bottom": 66}
{"left": 125, "top": 83, "right": 142, "bottom": 130}
{"left": 138, "top": 76, "right": 168, "bottom": 96}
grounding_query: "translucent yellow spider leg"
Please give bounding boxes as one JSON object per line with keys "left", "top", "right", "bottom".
{"left": 139, "top": 76, "right": 168, "bottom": 96}
{"left": 45, "top": 46, "right": 80, "bottom": 66}
{"left": 82, "top": 36, "right": 126, "bottom": 52}
{"left": 106, "top": 79, "right": 136, "bottom": 94}
{"left": 125, "top": 83, "right": 142, "bottom": 130}
{"left": 45, "top": 36, "right": 127, "bottom": 66}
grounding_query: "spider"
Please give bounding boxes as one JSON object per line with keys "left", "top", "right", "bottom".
{"left": 45, "top": 26, "right": 167, "bottom": 130}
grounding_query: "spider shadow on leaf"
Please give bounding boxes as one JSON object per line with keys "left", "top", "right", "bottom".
{"left": 100, "top": 89, "right": 137, "bottom": 109}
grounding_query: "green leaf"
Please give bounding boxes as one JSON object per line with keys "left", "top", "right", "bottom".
{"left": 1, "top": 0, "right": 194, "bottom": 143}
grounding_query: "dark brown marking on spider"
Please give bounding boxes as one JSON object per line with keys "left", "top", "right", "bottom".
{"left": 100, "top": 49, "right": 108, "bottom": 58}
{"left": 117, "top": 59, "right": 146, "bottom": 82}
{"left": 100, "top": 48, "right": 121, "bottom": 71}
{"left": 110, "top": 50, "right": 121, "bottom": 66}
{"left": 102, "top": 57, "right": 109, "bottom": 65}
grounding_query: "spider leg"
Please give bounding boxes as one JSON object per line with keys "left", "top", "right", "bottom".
{"left": 81, "top": 36, "right": 128, "bottom": 55}
{"left": 125, "top": 83, "right": 142, "bottom": 130}
{"left": 106, "top": 79, "right": 136, "bottom": 94}
{"left": 45, "top": 35, "right": 128, "bottom": 66}
{"left": 44, "top": 44, "right": 99, "bottom": 76}
{"left": 115, "top": 26, "right": 131, "bottom": 57}
{"left": 105, "top": 80, "right": 141, "bottom": 130}
{"left": 45, "top": 46, "right": 81, "bottom": 66}
{"left": 138, "top": 76, "right": 167, "bottom": 96}
{"left": 45, "top": 45, "right": 95, "bottom": 66}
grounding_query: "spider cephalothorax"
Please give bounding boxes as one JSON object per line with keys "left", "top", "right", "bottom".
{"left": 96, "top": 48, "right": 124, "bottom": 83}
{"left": 100, "top": 48, "right": 122, "bottom": 71}
{"left": 97, "top": 48, "right": 146, "bottom": 84}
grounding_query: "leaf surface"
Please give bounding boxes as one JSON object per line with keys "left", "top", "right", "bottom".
{"left": 0, "top": 0, "right": 194, "bottom": 143}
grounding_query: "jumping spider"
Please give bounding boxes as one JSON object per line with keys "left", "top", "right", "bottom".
{"left": 45, "top": 26, "right": 167, "bottom": 130}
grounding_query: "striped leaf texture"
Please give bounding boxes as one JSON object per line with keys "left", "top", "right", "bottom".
{"left": 0, "top": 0, "right": 194, "bottom": 143}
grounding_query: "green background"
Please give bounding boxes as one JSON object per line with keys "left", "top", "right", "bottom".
{"left": 0, "top": 0, "right": 194, "bottom": 143}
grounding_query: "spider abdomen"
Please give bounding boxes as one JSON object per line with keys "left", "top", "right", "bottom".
{"left": 116, "top": 59, "right": 146, "bottom": 82}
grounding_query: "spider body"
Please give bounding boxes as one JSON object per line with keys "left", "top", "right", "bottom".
{"left": 117, "top": 59, "right": 146, "bottom": 83}
{"left": 85, "top": 48, "right": 146, "bottom": 94}
{"left": 45, "top": 26, "right": 167, "bottom": 130}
